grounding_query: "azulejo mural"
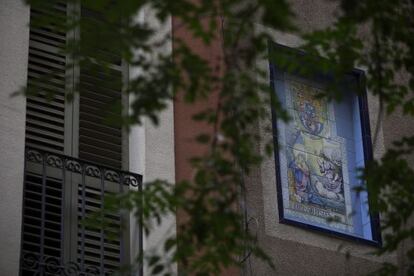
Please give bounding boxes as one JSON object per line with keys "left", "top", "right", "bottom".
{"left": 270, "top": 44, "right": 381, "bottom": 243}
{"left": 279, "top": 80, "right": 353, "bottom": 233}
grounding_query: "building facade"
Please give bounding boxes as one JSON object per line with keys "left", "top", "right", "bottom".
{"left": 0, "top": 0, "right": 413, "bottom": 275}
{"left": 0, "top": 1, "right": 176, "bottom": 275}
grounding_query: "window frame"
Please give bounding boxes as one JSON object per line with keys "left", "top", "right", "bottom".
{"left": 20, "top": 2, "right": 136, "bottom": 274}
{"left": 269, "top": 42, "right": 382, "bottom": 246}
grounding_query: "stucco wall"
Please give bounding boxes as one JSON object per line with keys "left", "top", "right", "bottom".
{"left": 244, "top": 1, "right": 399, "bottom": 275}
{"left": 129, "top": 7, "right": 177, "bottom": 275}
{"left": 0, "top": 0, "right": 30, "bottom": 275}
{"left": 381, "top": 73, "right": 414, "bottom": 272}
{"left": 248, "top": 51, "right": 392, "bottom": 276}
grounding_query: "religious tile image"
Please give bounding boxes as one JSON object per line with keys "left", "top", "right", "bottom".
{"left": 284, "top": 123, "right": 340, "bottom": 157}
{"left": 287, "top": 146, "right": 346, "bottom": 217}
{"left": 289, "top": 81, "right": 331, "bottom": 134}
{"left": 280, "top": 79, "right": 353, "bottom": 230}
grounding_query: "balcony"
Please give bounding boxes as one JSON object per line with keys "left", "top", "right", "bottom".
{"left": 20, "top": 147, "right": 142, "bottom": 276}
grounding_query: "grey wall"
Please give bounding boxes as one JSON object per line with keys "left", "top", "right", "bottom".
{"left": 246, "top": 81, "right": 392, "bottom": 276}
{"left": 245, "top": 1, "right": 406, "bottom": 275}
{"left": 129, "top": 7, "right": 177, "bottom": 275}
{"left": 381, "top": 79, "right": 414, "bottom": 271}
{"left": 0, "top": 0, "right": 30, "bottom": 275}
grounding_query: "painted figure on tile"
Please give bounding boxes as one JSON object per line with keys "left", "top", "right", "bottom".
{"left": 299, "top": 102, "right": 324, "bottom": 135}
{"left": 290, "top": 81, "right": 328, "bottom": 137}
{"left": 289, "top": 152, "right": 311, "bottom": 202}
{"left": 313, "top": 152, "right": 345, "bottom": 202}
{"left": 318, "top": 152, "right": 343, "bottom": 194}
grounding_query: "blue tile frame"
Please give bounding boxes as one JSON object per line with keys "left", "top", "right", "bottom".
{"left": 269, "top": 42, "right": 382, "bottom": 246}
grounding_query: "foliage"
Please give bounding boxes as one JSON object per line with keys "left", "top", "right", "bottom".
{"left": 299, "top": 1, "right": 414, "bottom": 274}
{"left": 23, "top": 0, "right": 414, "bottom": 275}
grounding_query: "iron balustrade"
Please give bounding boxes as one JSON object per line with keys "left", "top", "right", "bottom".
{"left": 20, "top": 147, "right": 142, "bottom": 276}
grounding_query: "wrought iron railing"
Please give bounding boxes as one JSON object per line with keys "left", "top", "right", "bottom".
{"left": 20, "top": 147, "right": 142, "bottom": 276}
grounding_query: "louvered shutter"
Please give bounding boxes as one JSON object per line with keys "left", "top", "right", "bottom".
{"left": 25, "top": 1, "right": 67, "bottom": 154}
{"left": 21, "top": 171, "right": 65, "bottom": 276}
{"left": 73, "top": 6, "right": 127, "bottom": 273}
{"left": 78, "top": 6, "right": 125, "bottom": 169}
{"left": 75, "top": 173, "right": 127, "bottom": 274}
{"left": 21, "top": 3, "right": 68, "bottom": 275}
{"left": 21, "top": 2, "right": 128, "bottom": 275}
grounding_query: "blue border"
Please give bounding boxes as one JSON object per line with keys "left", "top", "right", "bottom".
{"left": 268, "top": 42, "right": 382, "bottom": 247}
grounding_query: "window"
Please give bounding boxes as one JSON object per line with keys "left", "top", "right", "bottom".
{"left": 20, "top": 2, "right": 141, "bottom": 275}
{"left": 269, "top": 43, "right": 381, "bottom": 244}
{"left": 25, "top": 1, "right": 128, "bottom": 167}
